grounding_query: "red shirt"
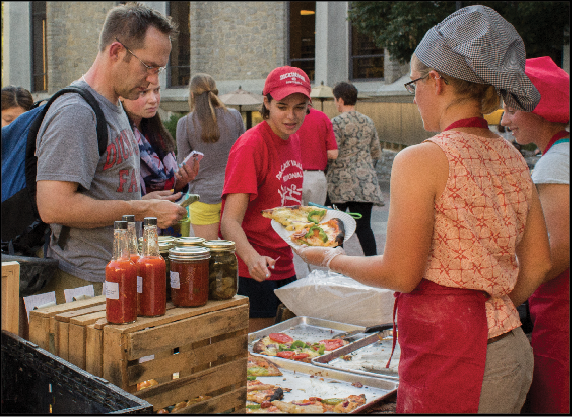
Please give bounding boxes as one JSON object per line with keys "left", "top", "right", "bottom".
{"left": 221, "top": 121, "right": 303, "bottom": 280}
{"left": 296, "top": 108, "right": 337, "bottom": 170}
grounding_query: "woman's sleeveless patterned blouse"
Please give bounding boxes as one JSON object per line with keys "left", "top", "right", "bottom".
{"left": 425, "top": 132, "right": 533, "bottom": 338}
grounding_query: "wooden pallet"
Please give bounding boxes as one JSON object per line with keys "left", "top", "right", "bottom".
{"left": 98, "top": 295, "right": 249, "bottom": 413}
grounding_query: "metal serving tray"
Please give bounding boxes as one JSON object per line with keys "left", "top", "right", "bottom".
{"left": 249, "top": 354, "right": 398, "bottom": 413}
{"left": 312, "top": 331, "right": 401, "bottom": 381}
{"left": 248, "top": 317, "right": 367, "bottom": 349}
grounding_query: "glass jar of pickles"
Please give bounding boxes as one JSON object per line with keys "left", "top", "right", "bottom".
{"left": 203, "top": 240, "right": 239, "bottom": 300}
{"left": 169, "top": 246, "right": 210, "bottom": 307}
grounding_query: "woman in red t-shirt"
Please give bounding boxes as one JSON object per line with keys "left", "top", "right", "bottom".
{"left": 220, "top": 66, "right": 311, "bottom": 332}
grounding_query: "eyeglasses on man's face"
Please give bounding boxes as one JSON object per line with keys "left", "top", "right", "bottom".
{"left": 404, "top": 73, "right": 448, "bottom": 94}
{"left": 115, "top": 37, "right": 166, "bottom": 75}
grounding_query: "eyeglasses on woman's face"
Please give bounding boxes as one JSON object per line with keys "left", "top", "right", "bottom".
{"left": 404, "top": 73, "right": 448, "bottom": 94}
{"left": 115, "top": 37, "right": 166, "bottom": 75}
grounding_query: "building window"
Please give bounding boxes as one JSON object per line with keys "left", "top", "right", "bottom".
{"left": 288, "top": 1, "right": 316, "bottom": 82}
{"left": 349, "top": 25, "right": 384, "bottom": 81}
{"left": 31, "top": 1, "right": 48, "bottom": 92}
{"left": 167, "top": 2, "right": 190, "bottom": 88}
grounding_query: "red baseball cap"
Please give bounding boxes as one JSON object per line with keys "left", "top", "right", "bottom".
{"left": 525, "top": 56, "right": 570, "bottom": 124}
{"left": 263, "top": 66, "right": 312, "bottom": 101}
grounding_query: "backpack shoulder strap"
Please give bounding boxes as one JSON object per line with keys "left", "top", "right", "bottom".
{"left": 24, "top": 85, "right": 109, "bottom": 249}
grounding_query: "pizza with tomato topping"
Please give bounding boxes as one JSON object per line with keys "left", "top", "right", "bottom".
{"left": 290, "top": 218, "right": 345, "bottom": 247}
{"left": 252, "top": 333, "right": 347, "bottom": 362}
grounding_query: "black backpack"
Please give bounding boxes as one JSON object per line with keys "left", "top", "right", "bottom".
{"left": 1, "top": 86, "right": 108, "bottom": 257}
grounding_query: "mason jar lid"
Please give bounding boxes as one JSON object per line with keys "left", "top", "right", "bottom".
{"left": 203, "top": 240, "right": 236, "bottom": 251}
{"left": 159, "top": 241, "right": 173, "bottom": 253}
{"left": 169, "top": 246, "right": 211, "bottom": 261}
{"left": 174, "top": 237, "right": 205, "bottom": 246}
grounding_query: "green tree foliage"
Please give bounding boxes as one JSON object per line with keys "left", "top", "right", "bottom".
{"left": 348, "top": 1, "right": 570, "bottom": 65}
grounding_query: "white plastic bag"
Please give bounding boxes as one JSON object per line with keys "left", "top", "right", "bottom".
{"left": 274, "top": 269, "right": 395, "bottom": 327}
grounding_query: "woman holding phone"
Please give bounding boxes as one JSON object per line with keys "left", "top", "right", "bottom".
{"left": 121, "top": 81, "right": 198, "bottom": 200}
{"left": 176, "top": 73, "right": 245, "bottom": 240}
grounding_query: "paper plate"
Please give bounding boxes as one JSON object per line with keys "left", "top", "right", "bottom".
{"left": 271, "top": 210, "right": 356, "bottom": 248}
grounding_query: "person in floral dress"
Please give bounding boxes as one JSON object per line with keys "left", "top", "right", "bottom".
{"left": 327, "top": 81, "right": 384, "bottom": 256}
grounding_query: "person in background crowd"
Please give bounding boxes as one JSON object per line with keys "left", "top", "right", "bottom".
{"left": 220, "top": 66, "right": 311, "bottom": 332}
{"left": 176, "top": 73, "right": 245, "bottom": 241}
{"left": 35, "top": 3, "right": 188, "bottom": 304}
{"left": 295, "top": 5, "right": 551, "bottom": 413}
{"left": 293, "top": 102, "right": 338, "bottom": 277}
{"left": 121, "top": 81, "right": 199, "bottom": 232}
{"left": 501, "top": 56, "right": 570, "bottom": 415}
{"left": 2, "top": 86, "right": 33, "bottom": 127}
{"left": 298, "top": 102, "right": 338, "bottom": 206}
{"left": 327, "top": 81, "right": 384, "bottom": 256}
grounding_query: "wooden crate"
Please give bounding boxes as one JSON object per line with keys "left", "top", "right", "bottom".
{"left": 102, "top": 295, "right": 249, "bottom": 414}
{"left": 2, "top": 262, "right": 20, "bottom": 335}
{"left": 28, "top": 295, "right": 106, "bottom": 354}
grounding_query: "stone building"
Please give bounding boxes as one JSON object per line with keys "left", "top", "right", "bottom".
{"left": 3, "top": 1, "right": 569, "bottom": 151}
{"left": 2, "top": 1, "right": 434, "bottom": 149}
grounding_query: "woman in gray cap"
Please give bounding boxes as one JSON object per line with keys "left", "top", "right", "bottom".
{"left": 294, "top": 5, "right": 551, "bottom": 413}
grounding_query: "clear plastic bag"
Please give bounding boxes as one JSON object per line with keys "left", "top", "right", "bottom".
{"left": 274, "top": 269, "right": 395, "bottom": 327}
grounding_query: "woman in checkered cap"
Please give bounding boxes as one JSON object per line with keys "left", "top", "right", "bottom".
{"left": 294, "top": 5, "right": 552, "bottom": 413}
{"left": 220, "top": 66, "right": 312, "bottom": 332}
{"left": 501, "top": 56, "right": 570, "bottom": 414}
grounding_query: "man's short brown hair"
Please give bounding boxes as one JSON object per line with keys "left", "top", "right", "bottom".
{"left": 99, "top": 2, "right": 178, "bottom": 52}
{"left": 332, "top": 82, "right": 358, "bottom": 106}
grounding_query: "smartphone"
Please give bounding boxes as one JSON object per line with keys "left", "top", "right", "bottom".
{"left": 182, "top": 150, "right": 204, "bottom": 165}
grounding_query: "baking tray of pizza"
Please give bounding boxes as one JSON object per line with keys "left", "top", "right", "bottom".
{"left": 246, "top": 354, "right": 398, "bottom": 413}
{"left": 248, "top": 317, "right": 366, "bottom": 351}
{"left": 311, "top": 330, "right": 400, "bottom": 381}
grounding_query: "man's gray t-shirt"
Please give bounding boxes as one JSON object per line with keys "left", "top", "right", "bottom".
{"left": 36, "top": 80, "right": 140, "bottom": 282}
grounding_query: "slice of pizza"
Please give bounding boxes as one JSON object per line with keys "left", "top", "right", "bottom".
{"left": 290, "top": 218, "right": 345, "bottom": 247}
{"left": 332, "top": 394, "right": 367, "bottom": 413}
{"left": 271, "top": 400, "right": 326, "bottom": 414}
{"left": 247, "top": 387, "right": 284, "bottom": 404}
{"left": 247, "top": 355, "right": 283, "bottom": 377}
{"left": 261, "top": 206, "right": 327, "bottom": 231}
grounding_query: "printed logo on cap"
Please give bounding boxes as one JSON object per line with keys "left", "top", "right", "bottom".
{"left": 280, "top": 71, "right": 307, "bottom": 86}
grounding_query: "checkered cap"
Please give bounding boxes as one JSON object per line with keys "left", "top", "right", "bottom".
{"left": 415, "top": 5, "right": 540, "bottom": 112}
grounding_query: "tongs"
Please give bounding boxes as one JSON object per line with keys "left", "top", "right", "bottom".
{"left": 308, "top": 202, "right": 362, "bottom": 219}
{"left": 332, "top": 323, "right": 394, "bottom": 340}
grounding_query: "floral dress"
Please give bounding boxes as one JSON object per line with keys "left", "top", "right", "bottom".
{"left": 326, "top": 111, "right": 384, "bottom": 205}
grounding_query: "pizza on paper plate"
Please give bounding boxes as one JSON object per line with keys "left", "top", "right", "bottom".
{"left": 290, "top": 218, "right": 345, "bottom": 247}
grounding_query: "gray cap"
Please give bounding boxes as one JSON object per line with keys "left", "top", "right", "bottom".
{"left": 414, "top": 5, "right": 540, "bottom": 111}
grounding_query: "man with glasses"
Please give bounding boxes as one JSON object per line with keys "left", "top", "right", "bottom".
{"left": 35, "top": 3, "right": 189, "bottom": 303}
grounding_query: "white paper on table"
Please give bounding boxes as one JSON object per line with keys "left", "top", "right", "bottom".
{"left": 64, "top": 285, "right": 95, "bottom": 303}
{"left": 23, "top": 291, "right": 57, "bottom": 322}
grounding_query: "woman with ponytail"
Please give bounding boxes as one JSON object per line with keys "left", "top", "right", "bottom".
{"left": 176, "top": 73, "right": 245, "bottom": 240}
{"left": 294, "top": 5, "right": 552, "bottom": 413}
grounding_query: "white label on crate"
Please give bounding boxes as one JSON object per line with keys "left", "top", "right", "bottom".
{"left": 105, "top": 281, "right": 120, "bottom": 300}
{"left": 137, "top": 276, "right": 143, "bottom": 293}
{"left": 23, "top": 291, "right": 57, "bottom": 322}
{"left": 64, "top": 285, "right": 95, "bottom": 303}
{"left": 170, "top": 271, "right": 180, "bottom": 289}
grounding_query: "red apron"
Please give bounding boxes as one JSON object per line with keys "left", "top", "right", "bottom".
{"left": 527, "top": 268, "right": 570, "bottom": 414}
{"left": 391, "top": 279, "right": 489, "bottom": 413}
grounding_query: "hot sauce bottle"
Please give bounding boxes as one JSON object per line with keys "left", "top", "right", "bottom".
{"left": 123, "top": 215, "right": 141, "bottom": 311}
{"left": 105, "top": 221, "right": 137, "bottom": 324}
{"left": 137, "top": 217, "right": 166, "bottom": 317}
